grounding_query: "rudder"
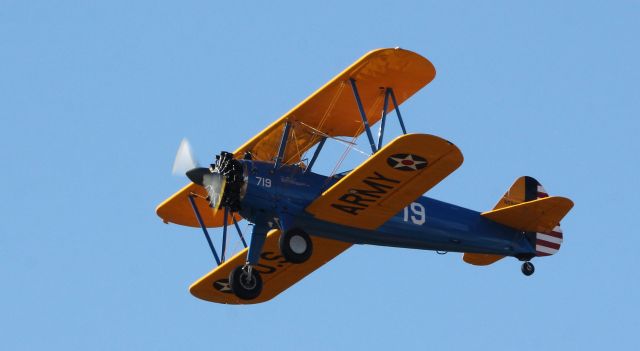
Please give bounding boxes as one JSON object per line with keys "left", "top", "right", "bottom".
{"left": 493, "top": 176, "right": 547, "bottom": 209}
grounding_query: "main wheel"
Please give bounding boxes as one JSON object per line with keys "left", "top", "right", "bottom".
{"left": 228, "top": 265, "right": 263, "bottom": 300}
{"left": 521, "top": 262, "right": 535, "bottom": 276}
{"left": 279, "top": 229, "right": 313, "bottom": 263}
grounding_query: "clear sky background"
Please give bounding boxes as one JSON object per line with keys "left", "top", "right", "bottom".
{"left": 1, "top": 1, "right": 638, "bottom": 350}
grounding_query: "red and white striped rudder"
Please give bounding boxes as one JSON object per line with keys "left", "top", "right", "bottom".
{"left": 534, "top": 184, "right": 563, "bottom": 256}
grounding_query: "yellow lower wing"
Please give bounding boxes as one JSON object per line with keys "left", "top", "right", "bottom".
{"left": 306, "top": 134, "right": 463, "bottom": 230}
{"left": 190, "top": 230, "right": 351, "bottom": 304}
{"left": 156, "top": 183, "right": 239, "bottom": 228}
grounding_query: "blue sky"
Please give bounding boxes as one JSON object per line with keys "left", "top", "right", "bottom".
{"left": 1, "top": 1, "right": 638, "bottom": 349}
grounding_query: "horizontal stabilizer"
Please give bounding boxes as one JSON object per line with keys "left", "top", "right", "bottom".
{"left": 481, "top": 196, "right": 574, "bottom": 233}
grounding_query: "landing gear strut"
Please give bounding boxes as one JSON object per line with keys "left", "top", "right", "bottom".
{"left": 227, "top": 221, "right": 270, "bottom": 300}
{"left": 229, "top": 265, "right": 263, "bottom": 300}
{"left": 521, "top": 261, "right": 535, "bottom": 276}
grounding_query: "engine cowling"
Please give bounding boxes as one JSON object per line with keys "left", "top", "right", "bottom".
{"left": 213, "top": 151, "right": 246, "bottom": 212}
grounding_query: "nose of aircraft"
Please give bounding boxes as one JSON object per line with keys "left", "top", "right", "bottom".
{"left": 186, "top": 167, "right": 210, "bottom": 186}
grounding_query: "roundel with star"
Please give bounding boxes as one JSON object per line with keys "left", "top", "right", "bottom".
{"left": 213, "top": 279, "right": 233, "bottom": 294}
{"left": 387, "top": 153, "right": 428, "bottom": 171}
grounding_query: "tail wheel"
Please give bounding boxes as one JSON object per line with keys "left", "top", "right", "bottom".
{"left": 521, "top": 262, "right": 535, "bottom": 276}
{"left": 279, "top": 229, "right": 313, "bottom": 264}
{"left": 229, "top": 265, "right": 263, "bottom": 300}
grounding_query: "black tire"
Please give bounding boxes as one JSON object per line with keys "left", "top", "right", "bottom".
{"left": 521, "top": 262, "right": 535, "bottom": 276}
{"left": 228, "top": 265, "right": 263, "bottom": 300}
{"left": 279, "top": 229, "right": 313, "bottom": 264}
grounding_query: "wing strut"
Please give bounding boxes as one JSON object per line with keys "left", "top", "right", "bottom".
{"left": 187, "top": 195, "right": 221, "bottom": 265}
{"left": 378, "top": 88, "right": 407, "bottom": 149}
{"left": 187, "top": 194, "right": 247, "bottom": 266}
{"left": 349, "top": 78, "right": 410, "bottom": 154}
{"left": 388, "top": 88, "right": 408, "bottom": 135}
{"left": 300, "top": 83, "right": 411, "bottom": 170}
{"left": 349, "top": 78, "right": 378, "bottom": 153}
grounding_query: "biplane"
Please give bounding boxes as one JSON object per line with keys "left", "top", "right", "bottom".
{"left": 156, "top": 48, "right": 574, "bottom": 304}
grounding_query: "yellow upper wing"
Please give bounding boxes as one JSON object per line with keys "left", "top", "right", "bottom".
{"left": 232, "top": 48, "right": 435, "bottom": 164}
{"left": 156, "top": 48, "right": 436, "bottom": 227}
{"left": 306, "top": 134, "right": 464, "bottom": 230}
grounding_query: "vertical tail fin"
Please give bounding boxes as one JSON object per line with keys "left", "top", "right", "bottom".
{"left": 493, "top": 176, "right": 565, "bottom": 257}
{"left": 493, "top": 176, "right": 545, "bottom": 209}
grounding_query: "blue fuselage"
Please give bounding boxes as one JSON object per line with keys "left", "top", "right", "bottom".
{"left": 238, "top": 161, "right": 535, "bottom": 258}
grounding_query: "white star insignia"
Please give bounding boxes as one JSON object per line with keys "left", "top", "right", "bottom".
{"left": 389, "top": 154, "right": 427, "bottom": 170}
{"left": 214, "top": 280, "right": 232, "bottom": 292}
